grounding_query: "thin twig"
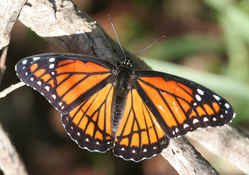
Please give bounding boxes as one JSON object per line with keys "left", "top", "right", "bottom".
{"left": 0, "top": 46, "right": 8, "bottom": 83}
{"left": 0, "top": 46, "right": 8, "bottom": 72}
{"left": 0, "top": 82, "right": 25, "bottom": 99}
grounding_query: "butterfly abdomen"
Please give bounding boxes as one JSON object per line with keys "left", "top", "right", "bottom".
{"left": 111, "top": 68, "right": 131, "bottom": 133}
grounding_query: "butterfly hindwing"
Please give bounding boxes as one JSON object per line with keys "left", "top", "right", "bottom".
{"left": 62, "top": 83, "right": 114, "bottom": 152}
{"left": 113, "top": 89, "right": 169, "bottom": 162}
{"left": 135, "top": 71, "right": 234, "bottom": 138}
{"left": 16, "top": 53, "right": 115, "bottom": 152}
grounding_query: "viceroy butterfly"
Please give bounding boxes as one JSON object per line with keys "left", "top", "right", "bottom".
{"left": 15, "top": 53, "right": 235, "bottom": 162}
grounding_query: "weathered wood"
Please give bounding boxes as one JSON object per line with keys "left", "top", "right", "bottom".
{"left": 0, "top": 0, "right": 26, "bottom": 49}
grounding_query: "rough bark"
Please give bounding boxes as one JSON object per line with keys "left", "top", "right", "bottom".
{"left": 0, "top": 1, "right": 29, "bottom": 174}
{"left": 0, "top": 0, "right": 26, "bottom": 49}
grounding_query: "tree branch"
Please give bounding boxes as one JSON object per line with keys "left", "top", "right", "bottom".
{"left": 18, "top": 0, "right": 149, "bottom": 70}
{"left": 0, "top": 28, "right": 28, "bottom": 175}
{"left": 161, "top": 137, "right": 218, "bottom": 175}
{"left": 1, "top": 0, "right": 245, "bottom": 174}
{"left": 187, "top": 126, "right": 249, "bottom": 174}
{"left": 0, "top": 124, "right": 28, "bottom": 175}
{"left": 0, "top": 0, "right": 26, "bottom": 49}
{"left": 0, "top": 46, "right": 8, "bottom": 83}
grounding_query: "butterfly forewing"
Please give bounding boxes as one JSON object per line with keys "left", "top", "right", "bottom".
{"left": 113, "top": 89, "right": 169, "bottom": 162}
{"left": 135, "top": 71, "right": 234, "bottom": 137}
{"left": 15, "top": 54, "right": 113, "bottom": 112}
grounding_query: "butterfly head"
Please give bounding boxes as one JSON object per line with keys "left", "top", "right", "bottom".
{"left": 119, "top": 57, "right": 133, "bottom": 68}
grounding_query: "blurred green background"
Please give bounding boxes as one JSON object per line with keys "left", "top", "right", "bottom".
{"left": 1, "top": 0, "right": 249, "bottom": 175}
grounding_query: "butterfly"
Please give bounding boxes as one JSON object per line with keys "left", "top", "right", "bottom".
{"left": 15, "top": 53, "right": 235, "bottom": 162}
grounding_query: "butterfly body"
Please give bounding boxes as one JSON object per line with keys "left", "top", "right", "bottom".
{"left": 111, "top": 68, "right": 131, "bottom": 133}
{"left": 15, "top": 53, "right": 235, "bottom": 162}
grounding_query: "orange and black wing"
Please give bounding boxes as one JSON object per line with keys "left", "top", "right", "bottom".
{"left": 62, "top": 82, "right": 114, "bottom": 152}
{"left": 135, "top": 71, "right": 235, "bottom": 138}
{"left": 113, "top": 89, "right": 169, "bottom": 162}
{"left": 15, "top": 53, "right": 115, "bottom": 152}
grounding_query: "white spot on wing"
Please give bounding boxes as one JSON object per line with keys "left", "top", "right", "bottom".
{"left": 49, "top": 57, "right": 55, "bottom": 62}
{"left": 203, "top": 117, "right": 208, "bottom": 122}
{"left": 37, "top": 81, "right": 42, "bottom": 86}
{"left": 30, "top": 77, "right": 34, "bottom": 81}
{"left": 213, "top": 95, "right": 221, "bottom": 101}
{"left": 193, "top": 118, "right": 199, "bottom": 124}
{"left": 52, "top": 94, "right": 56, "bottom": 99}
{"left": 22, "top": 60, "right": 27, "bottom": 65}
{"left": 195, "top": 94, "right": 202, "bottom": 102}
{"left": 49, "top": 64, "right": 55, "bottom": 69}
{"left": 197, "top": 89, "right": 204, "bottom": 95}
{"left": 233, "top": 113, "right": 236, "bottom": 119}
{"left": 225, "top": 103, "right": 230, "bottom": 109}
{"left": 183, "top": 123, "right": 189, "bottom": 129}
{"left": 45, "top": 86, "right": 50, "bottom": 91}
{"left": 33, "top": 57, "right": 40, "bottom": 61}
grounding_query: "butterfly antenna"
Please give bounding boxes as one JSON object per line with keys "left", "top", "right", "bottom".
{"left": 108, "top": 15, "right": 126, "bottom": 59}
{"left": 135, "top": 35, "right": 167, "bottom": 55}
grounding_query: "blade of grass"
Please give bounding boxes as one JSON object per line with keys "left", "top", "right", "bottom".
{"left": 146, "top": 35, "right": 224, "bottom": 61}
{"left": 221, "top": 17, "right": 249, "bottom": 81}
